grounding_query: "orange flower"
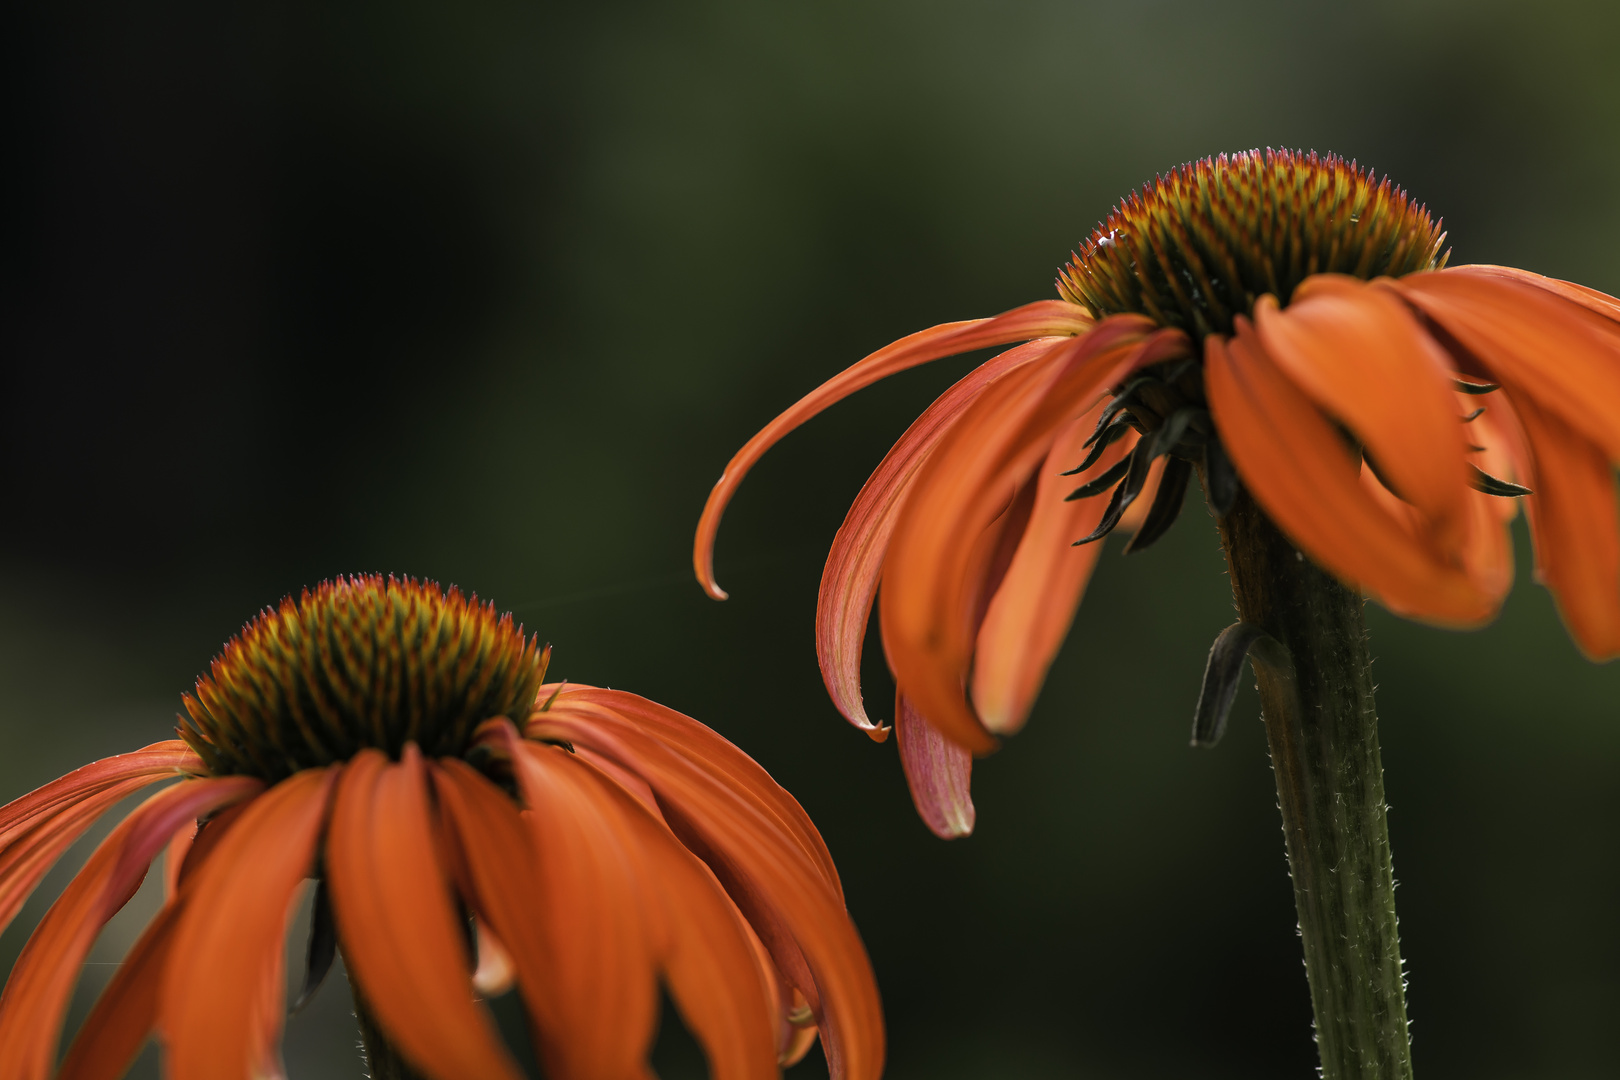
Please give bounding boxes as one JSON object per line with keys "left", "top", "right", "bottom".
{"left": 694, "top": 148, "right": 1620, "bottom": 837}
{"left": 0, "top": 575, "right": 882, "bottom": 1080}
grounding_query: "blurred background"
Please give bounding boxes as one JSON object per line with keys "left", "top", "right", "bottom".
{"left": 5, "top": 0, "right": 1620, "bottom": 1076}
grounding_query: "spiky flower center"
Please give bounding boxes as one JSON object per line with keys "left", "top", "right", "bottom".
{"left": 1058, "top": 149, "right": 1448, "bottom": 338}
{"left": 180, "top": 575, "right": 544, "bottom": 781}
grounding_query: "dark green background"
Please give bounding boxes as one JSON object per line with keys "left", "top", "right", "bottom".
{"left": 5, "top": 1, "right": 1619, "bottom": 1076}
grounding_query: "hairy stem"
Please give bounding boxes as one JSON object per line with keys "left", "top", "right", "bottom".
{"left": 351, "top": 979, "right": 430, "bottom": 1080}
{"left": 1214, "top": 487, "right": 1413, "bottom": 1080}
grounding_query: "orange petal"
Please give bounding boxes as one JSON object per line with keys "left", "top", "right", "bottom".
{"left": 0, "top": 775, "right": 259, "bottom": 1080}
{"left": 159, "top": 770, "right": 326, "bottom": 1080}
{"left": 695, "top": 300, "right": 1096, "bottom": 599}
{"left": 162, "top": 819, "right": 198, "bottom": 902}
{"left": 817, "top": 337, "right": 1068, "bottom": 737}
{"left": 170, "top": 800, "right": 253, "bottom": 896}
{"left": 1394, "top": 270, "right": 1620, "bottom": 460}
{"left": 430, "top": 759, "right": 552, "bottom": 1006}
{"left": 1361, "top": 463, "right": 1514, "bottom": 612}
{"left": 894, "top": 692, "right": 974, "bottom": 839}
{"left": 528, "top": 686, "right": 843, "bottom": 896}
{"left": 1443, "top": 264, "right": 1620, "bottom": 323}
{"left": 1114, "top": 455, "right": 1165, "bottom": 536}
{"left": 327, "top": 748, "right": 523, "bottom": 1080}
{"left": 1257, "top": 280, "right": 1471, "bottom": 547}
{"left": 0, "top": 741, "right": 202, "bottom": 936}
{"left": 606, "top": 755, "right": 779, "bottom": 1080}
{"left": 1513, "top": 395, "right": 1620, "bottom": 658}
{"left": 58, "top": 901, "right": 184, "bottom": 1080}
{"left": 880, "top": 318, "right": 1180, "bottom": 755}
{"left": 0, "top": 741, "right": 199, "bottom": 848}
{"left": 472, "top": 918, "right": 518, "bottom": 998}
{"left": 970, "top": 404, "right": 1135, "bottom": 735}
{"left": 1205, "top": 324, "right": 1497, "bottom": 624}
{"left": 499, "top": 733, "right": 660, "bottom": 1080}
{"left": 525, "top": 691, "right": 885, "bottom": 1080}
{"left": 1465, "top": 391, "right": 1532, "bottom": 523}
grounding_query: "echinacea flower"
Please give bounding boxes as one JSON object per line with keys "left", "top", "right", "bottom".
{"left": 0, "top": 574, "right": 882, "bottom": 1080}
{"left": 694, "top": 148, "right": 1620, "bottom": 838}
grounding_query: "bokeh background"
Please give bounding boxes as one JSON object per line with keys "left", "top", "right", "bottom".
{"left": 5, "top": 1, "right": 1620, "bottom": 1076}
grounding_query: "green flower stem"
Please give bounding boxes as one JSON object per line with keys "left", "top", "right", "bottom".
{"left": 1214, "top": 486, "right": 1414, "bottom": 1080}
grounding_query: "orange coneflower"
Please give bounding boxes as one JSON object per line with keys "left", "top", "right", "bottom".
{"left": 695, "top": 148, "right": 1620, "bottom": 838}
{"left": 0, "top": 575, "right": 882, "bottom": 1080}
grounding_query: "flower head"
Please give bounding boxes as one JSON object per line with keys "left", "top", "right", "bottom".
{"left": 694, "top": 148, "right": 1620, "bottom": 837}
{"left": 0, "top": 575, "right": 883, "bottom": 1080}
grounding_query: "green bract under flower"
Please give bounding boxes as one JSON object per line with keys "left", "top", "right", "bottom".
{"left": 1059, "top": 148, "right": 1449, "bottom": 337}
{"left": 180, "top": 574, "right": 545, "bottom": 781}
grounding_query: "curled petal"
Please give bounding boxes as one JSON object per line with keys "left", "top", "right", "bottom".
{"left": 1513, "top": 395, "right": 1620, "bottom": 659}
{"left": 971, "top": 405, "right": 1134, "bottom": 736}
{"left": 881, "top": 318, "right": 1181, "bottom": 755}
{"left": 1394, "top": 271, "right": 1620, "bottom": 461}
{"left": 817, "top": 337, "right": 1069, "bottom": 736}
{"left": 1205, "top": 324, "right": 1497, "bottom": 624}
{"left": 328, "top": 749, "right": 523, "bottom": 1080}
{"left": 695, "top": 300, "right": 1095, "bottom": 599}
{"left": 894, "top": 693, "right": 974, "bottom": 839}
{"left": 1257, "top": 280, "right": 1471, "bottom": 548}
{"left": 0, "top": 775, "right": 260, "bottom": 1080}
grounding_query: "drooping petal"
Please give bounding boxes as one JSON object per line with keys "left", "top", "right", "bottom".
{"left": 0, "top": 741, "right": 202, "bottom": 936}
{"left": 57, "top": 901, "right": 184, "bottom": 1080}
{"left": 0, "top": 775, "right": 259, "bottom": 1080}
{"left": 430, "top": 757, "right": 553, "bottom": 1003}
{"left": 1394, "top": 271, "right": 1620, "bottom": 461}
{"left": 61, "top": 782, "right": 275, "bottom": 1080}
{"left": 970, "top": 404, "right": 1136, "bottom": 736}
{"left": 1465, "top": 391, "right": 1532, "bottom": 523}
{"left": 247, "top": 914, "right": 290, "bottom": 1080}
{"left": 501, "top": 734, "right": 660, "bottom": 1080}
{"left": 639, "top": 807, "right": 781, "bottom": 1080}
{"left": 1360, "top": 463, "right": 1514, "bottom": 611}
{"left": 525, "top": 689, "right": 885, "bottom": 1080}
{"left": 880, "top": 318, "right": 1183, "bottom": 755}
{"left": 530, "top": 686, "right": 843, "bottom": 896}
{"left": 1442, "top": 264, "right": 1620, "bottom": 323}
{"left": 1205, "top": 323, "right": 1498, "bottom": 624}
{"left": 159, "top": 769, "right": 328, "bottom": 1080}
{"left": 1512, "top": 395, "right": 1620, "bottom": 658}
{"left": 327, "top": 748, "right": 523, "bottom": 1080}
{"left": 590, "top": 744, "right": 781, "bottom": 1080}
{"left": 168, "top": 800, "right": 253, "bottom": 896}
{"left": 0, "top": 741, "right": 200, "bottom": 849}
{"left": 817, "top": 337, "right": 1069, "bottom": 736}
{"left": 1255, "top": 280, "right": 1471, "bottom": 548}
{"left": 695, "top": 300, "right": 1096, "bottom": 599}
{"left": 893, "top": 693, "right": 974, "bottom": 839}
